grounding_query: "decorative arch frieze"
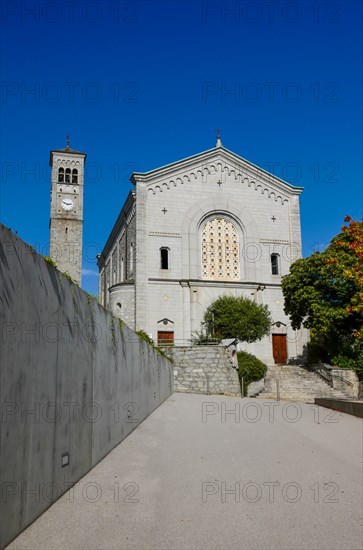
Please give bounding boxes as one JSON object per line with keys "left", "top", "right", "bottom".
{"left": 143, "top": 161, "right": 289, "bottom": 205}
{"left": 55, "top": 158, "right": 80, "bottom": 167}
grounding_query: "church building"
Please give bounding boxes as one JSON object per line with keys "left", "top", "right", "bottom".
{"left": 97, "top": 136, "right": 308, "bottom": 365}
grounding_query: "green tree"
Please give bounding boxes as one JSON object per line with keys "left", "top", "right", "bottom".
{"left": 203, "top": 295, "right": 271, "bottom": 343}
{"left": 281, "top": 218, "right": 363, "bottom": 372}
{"left": 335, "top": 216, "right": 363, "bottom": 340}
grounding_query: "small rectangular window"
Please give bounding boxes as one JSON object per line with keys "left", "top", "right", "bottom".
{"left": 271, "top": 254, "right": 279, "bottom": 275}
{"left": 160, "top": 248, "right": 169, "bottom": 269}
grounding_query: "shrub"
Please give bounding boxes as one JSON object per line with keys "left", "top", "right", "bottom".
{"left": 331, "top": 354, "right": 357, "bottom": 369}
{"left": 191, "top": 329, "right": 217, "bottom": 345}
{"left": 307, "top": 339, "right": 363, "bottom": 378}
{"left": 237, "top": 351, "right": 267, "bottom": 395}
{"left": 331, "top": 353, "right": 363, "bottom": 377}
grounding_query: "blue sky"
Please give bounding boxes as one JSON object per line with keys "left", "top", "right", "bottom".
{"left": 1, "top": 0, "right": 362, "bottom": 294}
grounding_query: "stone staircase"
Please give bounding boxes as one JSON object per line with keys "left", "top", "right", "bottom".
{"left": 254, "top": 365, "right": 351, "bottom": 403}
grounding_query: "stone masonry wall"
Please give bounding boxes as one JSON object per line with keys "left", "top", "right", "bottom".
{"left": 331, "top": 368, "right": 360, "bottom": 399}
{"left": 171, "top": 346, "right": 241, "bottom": 397}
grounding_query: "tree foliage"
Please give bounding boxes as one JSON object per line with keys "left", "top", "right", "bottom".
{"left": 334, "top": 216, "right": 363, "bottom": 339}
{"left": 203, "top": 295, "right": 271, "bottom": 343}
{"left": 282, "top": 217, "right": 363, "bottom": 372}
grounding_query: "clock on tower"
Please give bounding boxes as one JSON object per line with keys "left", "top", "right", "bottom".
{"left": 49, "top": 138, "right": 87, "bottom": 285}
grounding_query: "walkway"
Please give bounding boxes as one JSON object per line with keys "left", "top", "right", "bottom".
{"left": 7, "top": 394, "right": 363, "bottom": 550}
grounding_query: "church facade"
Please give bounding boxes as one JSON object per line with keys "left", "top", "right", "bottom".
{"left": 97, "top": 138, "right": 309, "bottom": 365}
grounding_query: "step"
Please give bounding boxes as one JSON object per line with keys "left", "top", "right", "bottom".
{"left": 253, "top": 365, "right": 352, "bottom": 402}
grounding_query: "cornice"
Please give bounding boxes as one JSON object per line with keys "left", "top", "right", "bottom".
{"left": 148, "top": 277, "right": 283, "bottom": 288}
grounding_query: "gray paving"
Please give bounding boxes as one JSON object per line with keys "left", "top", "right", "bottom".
{"left": 7, "top": 394, "right": 363, "bottom": 550}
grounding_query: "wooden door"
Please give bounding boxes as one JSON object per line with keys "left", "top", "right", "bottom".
{"left": 272, "top": 334, "right": 287, "bottom": 364}
{"left": 157, "top": 331, "right": 174, "bottom": 346}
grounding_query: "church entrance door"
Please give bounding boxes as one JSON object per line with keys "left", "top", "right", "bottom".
{"left": 272, "top": 334, "right": 287, "bottom": 364}
{"left": 157, "top": 331, "right": 174, "bottom": 346}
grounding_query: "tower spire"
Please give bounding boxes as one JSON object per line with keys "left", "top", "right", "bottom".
{"left": 215, "top": 128, "right": 222, "bottom": 148}
{"left": 66, "top": 134, "right": 70, "bottom": 150}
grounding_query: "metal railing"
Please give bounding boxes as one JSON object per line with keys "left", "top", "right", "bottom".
{"left": 158, "top": 338, "right": 221, "bottom": 347}
{"left": 309, "top": 363, "right": 354, "bottom": 387}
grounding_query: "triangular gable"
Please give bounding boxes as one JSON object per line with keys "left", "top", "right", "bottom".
{"left": 130, "top": 146, "right": 303, "bottom": 198}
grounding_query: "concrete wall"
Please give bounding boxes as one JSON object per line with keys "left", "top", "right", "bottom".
{"left": 170, "top": 346, "right": 241, "bottom": 397}
{"left": 315, "top": 398, "right": 363, "bottom": 419}
{"left": 0, "top": 225, "right": 173, "bottom": 550}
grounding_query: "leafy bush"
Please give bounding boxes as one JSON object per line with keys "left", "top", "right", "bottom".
{"left": 331, "top": 352, "right": 363, "bottom": 377}
{"left": 191, "top": 329, "right": 217, "bottom": 345}
{"left": 237, "top": 351, "right": 267, "bottom": 395}
{"left": 331, "top": 354, "right": 357, "bottom": 369}
{"left": 306, "top": 339, "right": 363, "bottom": 378}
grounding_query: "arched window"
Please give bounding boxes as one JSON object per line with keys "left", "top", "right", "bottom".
{"left": 271, "top": 253, "right": 280, "bottom": 275}
{"left": 72, "top": 169, "right": 78, "bottom": 184}
{"left": 58, "top": 167, "right": 64, "bottom": 182}
{"left": 65, "top": 168, "right": 71, "bottom": 183}
{"left": 120, "top": 256, "right": 124, "bottom": 282}
{"left": 201, "top": 218, "right": 240, "bottom": 280}
{"left": 160, "top": 247, "right": 169, "bottom": 270}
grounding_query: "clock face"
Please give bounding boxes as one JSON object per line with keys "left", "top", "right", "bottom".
{"left": 61, "top": 198, "right": 74, "bottom": 211}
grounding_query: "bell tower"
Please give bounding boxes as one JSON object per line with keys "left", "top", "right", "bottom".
{"left": 49, "top": 138, "right": 87, "bottom": 285}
